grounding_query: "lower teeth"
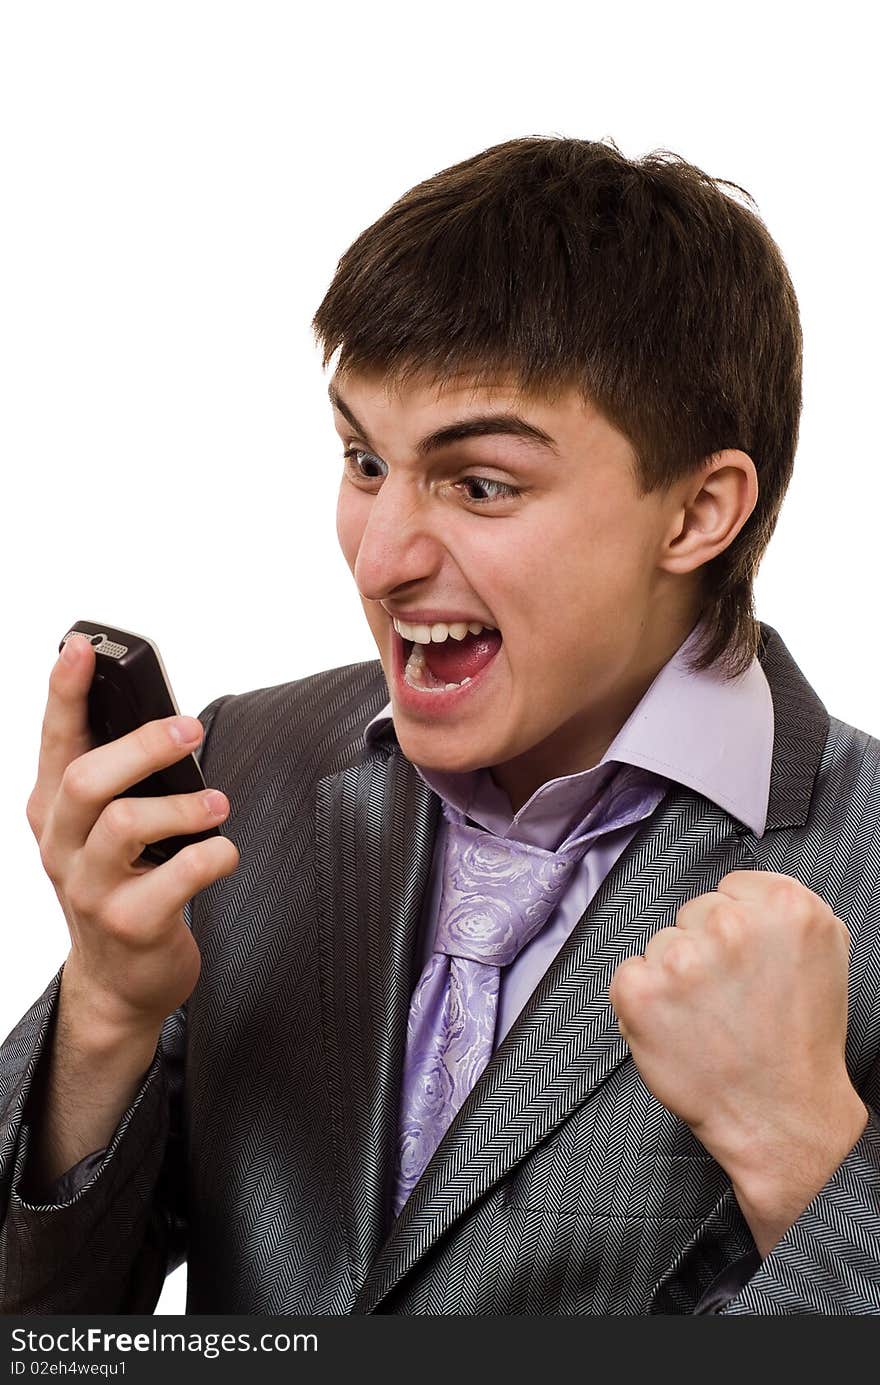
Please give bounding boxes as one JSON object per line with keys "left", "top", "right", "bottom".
{"left": 403, "top": 642, "right": 473, "bottom": 694}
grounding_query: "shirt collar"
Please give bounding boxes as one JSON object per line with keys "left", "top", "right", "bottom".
{"left": 363, "top": 615, "right": 773, "bottom": 838}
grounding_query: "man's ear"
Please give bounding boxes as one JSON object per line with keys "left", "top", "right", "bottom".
{"left": 659, "top": 450, "right": 758, "bottom": 577}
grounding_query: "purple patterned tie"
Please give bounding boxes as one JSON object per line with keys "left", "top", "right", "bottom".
{"left": 392, "top": 760, "right": 669, "bottom": 1217}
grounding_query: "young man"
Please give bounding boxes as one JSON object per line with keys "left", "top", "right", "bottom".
{"left": 2, "top": 137, "right": 878, "bottom": 1315}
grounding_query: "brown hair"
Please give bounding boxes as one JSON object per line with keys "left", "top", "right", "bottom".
{"left": 311, "top": 136, "right": 803, "bottom": 678}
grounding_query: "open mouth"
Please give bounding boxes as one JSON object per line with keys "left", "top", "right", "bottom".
{"left": 398, "top": 626, "right": 503, "bottom": 692}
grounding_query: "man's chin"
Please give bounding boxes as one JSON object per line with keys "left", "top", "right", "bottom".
{"left": 393, "top": 718, "right": 495, "bottom": 776}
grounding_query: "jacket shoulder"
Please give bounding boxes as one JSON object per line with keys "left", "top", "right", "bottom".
{"left": 194, "top": 658, "right": 390, "bottom": 787}
{"left": 824, "top": 714, "right": 880, "bottom": 796}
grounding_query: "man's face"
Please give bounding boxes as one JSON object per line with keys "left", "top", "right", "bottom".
{"left": 332, "top": 369, "right": 702, "bottom": 808}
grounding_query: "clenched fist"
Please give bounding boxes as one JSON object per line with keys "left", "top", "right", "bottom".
{"left": 609, "top": 869, "right": 869, "bottom": 1256}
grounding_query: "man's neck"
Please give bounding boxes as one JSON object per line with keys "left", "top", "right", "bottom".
{"left": 488, "top": 610, "right": 701, "bottom": 815}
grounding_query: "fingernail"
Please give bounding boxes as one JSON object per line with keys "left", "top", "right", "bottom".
{"left": 169, "top": 716, "right": 203, "bottom": 744}
{"left": 61, "top": 637, "right": 81, "bottom": 665}
{"left": 202, "top": 790, "right": 228, "bottom": 817}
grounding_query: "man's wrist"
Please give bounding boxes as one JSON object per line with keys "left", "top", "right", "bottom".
{"left": 722, "top": 1091, "right": 870, "bottom": 1257}
{"left": 59, "top": 955, "right": 166, "bottom": 1061}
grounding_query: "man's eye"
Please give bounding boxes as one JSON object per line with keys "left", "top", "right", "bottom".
{"left": 455, "top": 477, "right": 522, "bottom": 504}
{"left": 342, "top": 447, "right": 384, "bottom": 479}
{"left": 341, "top": 448, "right": 521, "bottom": 505}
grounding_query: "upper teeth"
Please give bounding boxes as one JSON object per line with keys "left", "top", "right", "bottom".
{"left": 393, "top": 617, "right": 497, "bottom": 644}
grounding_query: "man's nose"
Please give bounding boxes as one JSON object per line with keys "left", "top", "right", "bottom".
{"left": 352, "top": 476, "right": 444, "bottom": 601}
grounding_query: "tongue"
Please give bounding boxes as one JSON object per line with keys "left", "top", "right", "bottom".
{"left": 422, "top": 629, "right": 503, "bottom": 683}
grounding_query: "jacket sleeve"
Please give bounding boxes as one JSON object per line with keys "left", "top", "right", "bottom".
{"left": 718, "top": 1097, "right": 880, "bottom": 1315}
{"left": 28, "top": 1149, "right": 110, "bottom": 1205}
{"left": 651, "top": 1056, "right": 880, "bottom": 1315}
{"left": 0, "top": 693, "right": 229, "bottom": 1313}
{"left": 0, "top": 984, "right": 186, "bottom": 1312}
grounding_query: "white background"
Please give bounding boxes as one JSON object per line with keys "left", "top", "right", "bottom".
{"left": 1, "top": 1, "right": 876, "bottom": 1316}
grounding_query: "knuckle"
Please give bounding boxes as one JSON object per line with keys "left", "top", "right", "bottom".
{"left": 674, "top": 898, "right": 695, "bottom": 925}
{"left": 702, "top": 894, "right": 729, "bottom": 923}
{"left": 776, "top": 876, "right": 809, "bottom": 916}
{"left": 717, "top": 869, "right": 751, "bottom": 890}
{"left": 609, "top": 954, "right": 641, "bottom": 1005}
{"left": 644, "top": 926, "right": 675, "bottom": 958}
{"left": 661, "top": 938, "right": 697, "bottom": 981}
{"left": 38, "top": 836, "right": 63, "bottom": 884}
{"left": 787, "top": 889, "right": 833, "bottom": 941}
{"left": 39, "top": 706, "right": 62, "bottom": 751}
{"left": 25, "top": 790, "right": 44, "bottom": 836}
{"left": 96, "top": 884, "right": 164, "bottom": 949}
{"left": 101, "top": 798, "right": 139, "bottom": 841}
{"left": 64, "top": 865, "right": 97, "bottom": 919}
{"left": 61, "top": 758, "right": 93, "bottom": 805}
{"left": 608, "top": 972, "right": 623, "bottom": 1012}
{"left": 769, "top": 873, "right": 818, "bottom": 923}
{"left": 704, "top": 897, "right": 744, "bottom": 946}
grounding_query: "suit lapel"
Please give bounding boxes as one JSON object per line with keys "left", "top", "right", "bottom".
{"left": 314, "top": 735, "right": 441, "bottom": 1284}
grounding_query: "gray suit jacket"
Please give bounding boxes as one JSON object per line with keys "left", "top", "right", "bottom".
{"left": 2, "top": 622, "right": 879, "bottom": 1314}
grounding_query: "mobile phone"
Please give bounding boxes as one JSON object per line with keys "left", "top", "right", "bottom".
{"left": 58, "top": 620, "right": 223, "bottom": 867}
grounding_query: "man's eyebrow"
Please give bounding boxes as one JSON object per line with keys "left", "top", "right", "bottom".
{"left": 328, "top": 384, "right": 559, "bottom": 457}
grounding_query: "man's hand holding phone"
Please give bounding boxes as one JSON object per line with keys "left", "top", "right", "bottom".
{"left": 23, "top": 635, "right": 240, "bottom": 1189}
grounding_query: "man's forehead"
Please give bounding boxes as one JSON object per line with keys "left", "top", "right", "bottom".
{"left": 328, "top": 367, "right": 587, "bottom": 415}
{"left": 325, "top": 368, "right": 629, "bottom": 466}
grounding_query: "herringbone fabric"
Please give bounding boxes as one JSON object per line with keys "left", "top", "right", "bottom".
{"left": 1, "top": 623, "right": 879, "bottom": 1314}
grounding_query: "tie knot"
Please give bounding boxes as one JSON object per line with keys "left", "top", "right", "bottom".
{"left": 432, "top": 764, "right": 670, "bottom": 969}
{"left": 433, "top": 818, "right": 581, "bottom": 966}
